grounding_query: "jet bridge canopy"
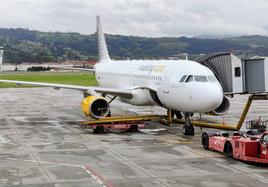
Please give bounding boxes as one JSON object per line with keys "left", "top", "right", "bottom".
{"left": 198, "top": 52, "right": 243, "bottom": 94}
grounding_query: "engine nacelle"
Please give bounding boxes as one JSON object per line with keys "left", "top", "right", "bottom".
{"left": 81, "top": 96, "right": 110, "bottom": 119}
{"left": 120, "top": 89, "right": 161, "bottom": 106}
{"left": 207, "top": 96, "right": 230, "bottom": 116}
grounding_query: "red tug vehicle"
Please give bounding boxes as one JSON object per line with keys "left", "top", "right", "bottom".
{"left": 201, "top": 131, "right": 268, "bottom": 164}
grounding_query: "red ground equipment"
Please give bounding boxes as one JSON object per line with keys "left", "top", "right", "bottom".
{"left": 91, "top": 122, "right": 144, "bottom": 134}
{"left": 201, "top": 131, "right": 268, "bottom": 164}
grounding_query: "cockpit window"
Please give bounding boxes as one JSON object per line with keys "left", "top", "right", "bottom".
{"left": 194, "top": 75, "right": 208, "bottom": 82}
{"left": 180, "top": 75, "right": 187, "bottom": 82}
{"left": 185, "top": 75, "right": 193, "bottom": 83}
{"left": 207, "top": 75, "right": 217, "bottom": 82}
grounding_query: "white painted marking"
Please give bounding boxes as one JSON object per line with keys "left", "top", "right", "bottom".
{"left": 6, "top": 158, "right": 18, "bottom": 161}
{"left": 140, "top": 128, "right": 166, "bottom": 134}
{"left": 92, "top": 175, "right": 97, "bottom": 180}
{"left": 0, "top": 136, "right": 12, "bottom": 144}
{"left": 23, "top": 159, "right": 81, "bottom": 168}
{"left": 5, "top": 153, "right": 109, "bottom": 186}
{"left": 83, "top": 166, "right": 106, "bottom": 186}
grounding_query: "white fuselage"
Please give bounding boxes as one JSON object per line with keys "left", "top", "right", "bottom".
{"left": 95, "top": 59, "right": 223, "bottom": 113}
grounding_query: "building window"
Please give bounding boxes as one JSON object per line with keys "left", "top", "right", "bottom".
{"left": 235, "top": 67, "right": 241, "bottom": 77}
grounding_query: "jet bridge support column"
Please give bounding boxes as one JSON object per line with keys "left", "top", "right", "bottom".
{"left": 167, "top": 109, "right": 173, "bottom": 125}
{"left": 159, "top": 109, "right": 173, "bottom": 126}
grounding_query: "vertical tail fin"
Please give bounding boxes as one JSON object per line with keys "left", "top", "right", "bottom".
{"left": 0, "top": 47, "right": 3, "bottom": 72}
{"left": 96, "top": 16, "right": 110, "bottom": 62}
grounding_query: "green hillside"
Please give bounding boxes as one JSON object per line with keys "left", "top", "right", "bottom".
{"left": 0, "top": 28, "right": 267, "bottom": 64}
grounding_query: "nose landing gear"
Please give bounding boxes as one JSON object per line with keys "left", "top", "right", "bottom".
{"left": 182, "top": 113, "right": 195, "bottom": 136}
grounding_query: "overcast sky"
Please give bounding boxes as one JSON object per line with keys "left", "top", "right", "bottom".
{"left": 0, "top": 0, "right": 268, "bottom": 37}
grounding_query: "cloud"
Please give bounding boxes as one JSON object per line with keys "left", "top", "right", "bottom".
{"left": 0, "top": 0, "right": 267, "bottom": 37}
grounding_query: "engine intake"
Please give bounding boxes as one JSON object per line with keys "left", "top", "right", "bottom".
{"left": 208, "top": 96, "right": 230, "bottom": 116}
{"left": 81, "top": 96, "right": 110, "bottom": 119}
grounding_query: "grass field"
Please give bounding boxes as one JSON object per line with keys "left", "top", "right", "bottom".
{"left": 0, "top": 72, "right": 98, "bottom": 88}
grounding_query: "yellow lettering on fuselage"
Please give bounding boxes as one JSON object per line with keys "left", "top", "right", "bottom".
{"left": 138, "top": 64, "right": 166, "bottom": 73}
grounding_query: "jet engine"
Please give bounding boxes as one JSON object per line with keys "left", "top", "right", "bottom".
{"left": 81, "top": 96, "right": 110, "bottom": 119}
{"left": 120, "top": 88, "right": 162, "bottom": 106}
{"left": 208, "top": 96, "right": 230, "bottom": 116}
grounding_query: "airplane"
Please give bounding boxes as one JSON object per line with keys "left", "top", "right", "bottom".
{"left": 0, "top": 16, "right": 230, "bottom": 135}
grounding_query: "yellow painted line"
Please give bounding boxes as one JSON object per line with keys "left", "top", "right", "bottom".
{"left": 80, "top": 115, "right": 161, "bottom": 126}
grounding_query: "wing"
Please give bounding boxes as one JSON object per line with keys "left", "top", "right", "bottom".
{"left": 0, "top": 79, "right": 132, "bottom": 99}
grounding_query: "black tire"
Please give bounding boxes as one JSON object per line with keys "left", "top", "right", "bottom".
{"left": 182, "top": 125, "right": 195, "bottom": 136}
{"left": 175, "top": 111, "right": 183, "bottom": 119}
{"left": 93, "top": 126, "right": 105, "bottom": 134}
{"left": 128, "top": 125, "right": 138, "bottom": 132}
{"left": 202, "top": 133, "right": 209, "bottom": 149}
{"left": 225, "top": 142, "right": 233, "bottom": 158}
{"left": 246, "top": 130, "right": 254, "bottom": 135}
{"left": 182, "top": 125, "right": 188, "bottom": 135}
{"left": 189, "top": 125, "right": 195, "bottom": 136}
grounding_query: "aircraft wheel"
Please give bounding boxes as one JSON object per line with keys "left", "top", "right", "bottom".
{"left": 175, "top": 111, "right": 183, "bottom": 119}
{"left": 182, "top": 125, "right": 188, "bottom": 135}
{"left": 188, "top": 125, "right": 195, "bottom": 136}
{"left": 182, "top": 125, "right": 195, "bottom": 136}
{"left": 202, "top": 133, "right": 209, "bottom": 149}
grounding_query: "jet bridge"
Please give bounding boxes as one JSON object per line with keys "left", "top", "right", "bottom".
{"left": 198, "top": 53, "right": 268, "bottom": 95}
{"left": 198, "top": 52, "right": 243, "bottom": 95}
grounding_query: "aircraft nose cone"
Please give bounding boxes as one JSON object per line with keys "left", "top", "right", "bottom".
{"left": 207, "top": 84, "right": 223, "bottom": 109}
{"left": 193, "top": 83, "right": 223, "bottom": 112}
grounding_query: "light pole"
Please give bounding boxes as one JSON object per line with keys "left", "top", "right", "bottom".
{"left": 0, "top": 47, "right": 3, "bottom": 72}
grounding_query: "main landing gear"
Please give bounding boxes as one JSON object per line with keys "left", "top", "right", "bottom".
{"left": 171, "top": 110, "right": 183, "bottom": 119}
{"left": 182, "top": 113, "right": 195, "bottom": 136}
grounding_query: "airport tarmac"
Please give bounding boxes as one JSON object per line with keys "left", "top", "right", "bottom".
{"left": 0, "top": 88, "right": 268, "bottom": 187}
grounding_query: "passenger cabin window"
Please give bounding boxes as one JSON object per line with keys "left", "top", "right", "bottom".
{"left": 194, "top": 75, "right": 208, "bottom": 82}
{"left": 208, "top": 75, "right": 217, "bottom": 82}
{"left": 179, "top": 75, "right": 187, "bottom": 82}
{"left": 185, "top": 75, "right": 193, "bottom": 83}
{"left": 235, "top": 67, "right": 241, "bottom": 77}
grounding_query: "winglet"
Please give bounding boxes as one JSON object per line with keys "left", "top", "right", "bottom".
{"left": 0, "top": 47, "right": 3, "bottom": 72}
{"left": 96, "top": 16, "right": 110, "bottom": 62}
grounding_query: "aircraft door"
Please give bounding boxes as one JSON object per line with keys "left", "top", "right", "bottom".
{"left": 162, "top": 66, "right": 175, "bottom": 93}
